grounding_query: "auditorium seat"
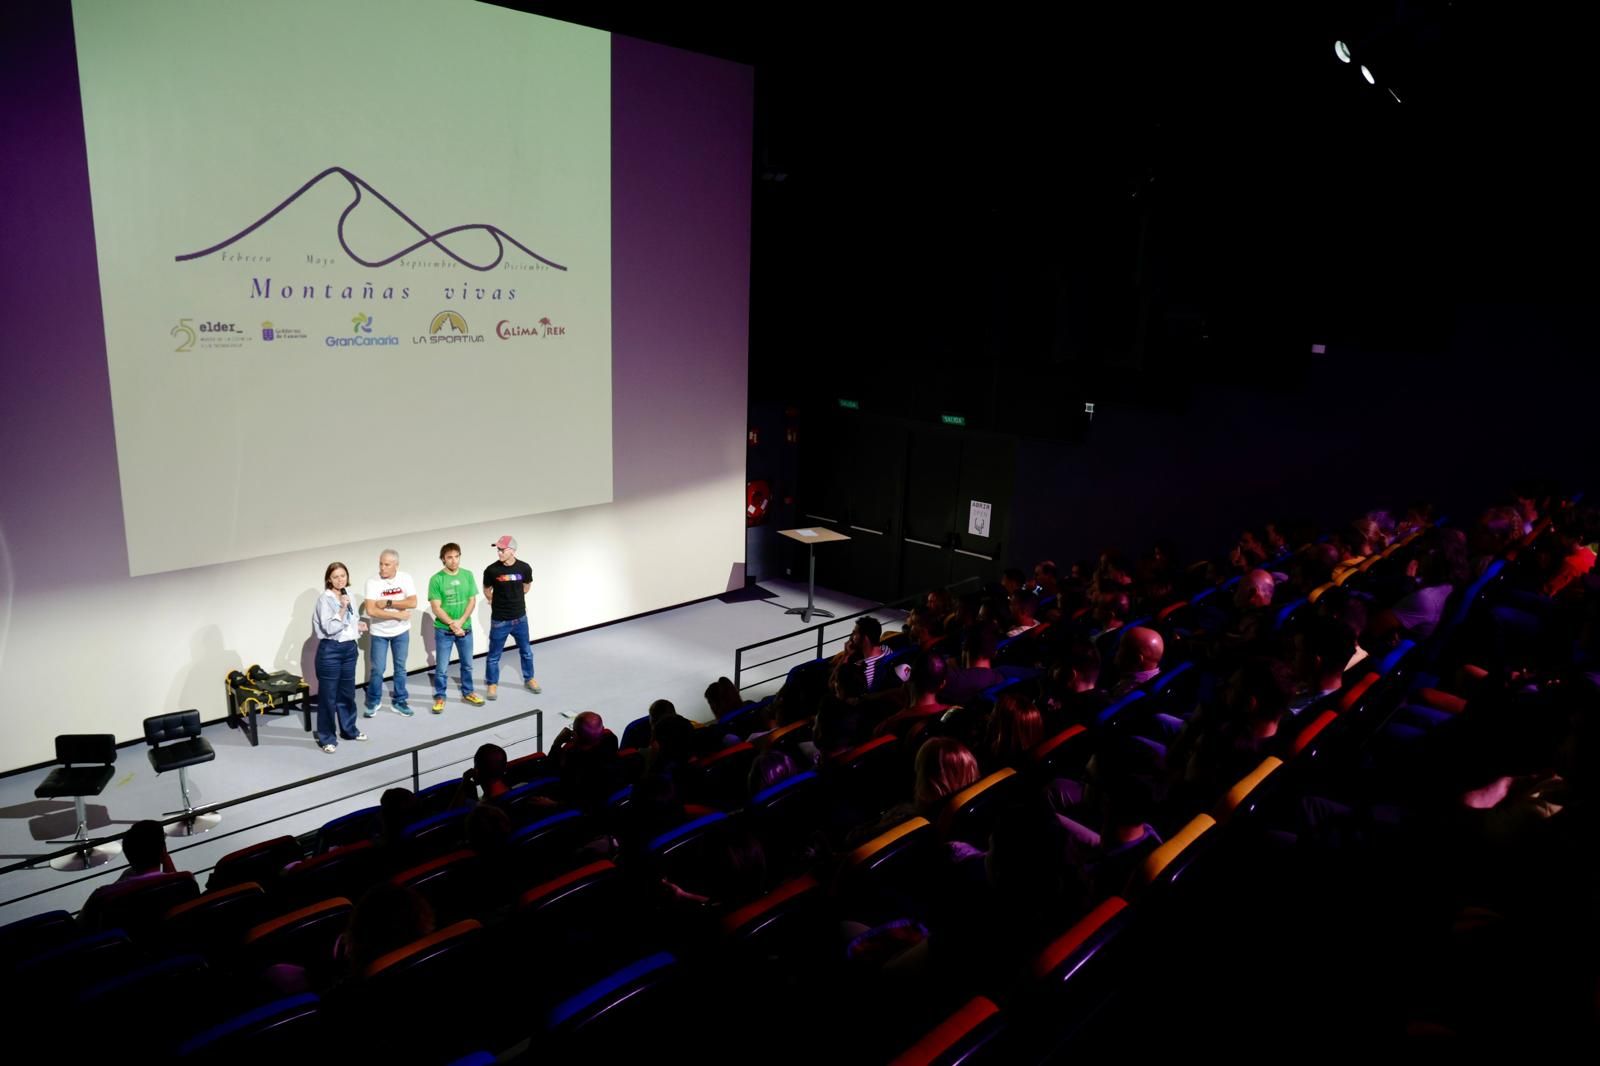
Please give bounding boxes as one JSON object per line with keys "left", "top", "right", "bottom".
{"left": 826, "top": 735, "right": 906, "bottom": 815}
{"left": 353, "top": 921, "right": 486, "bottom": 1060}
{"left": 77, "top": 953, "right": 212, "bottom": 1045}
{"left": 758, "top": 717, "right": 813, "bottom": 756}
{"left": 1213, "top": 757, "right": 1285, "bottom": 823}
{"left": 683, "top": 742, "right": 757, "bottom": 810}
{"left": 207, "top": 834, "right": 303, "bottom": 892}
{"left": 391, "top": 849, "right": 483, "bottom": 925}
{"left": 82, "top": 870, "right": 199, "bottom": 940}
{"left": 160, "top": 881, "right": 273, "bottom": 961}
{"left": 1137, "top": 814, "right": 1216, "bottom": 893}
{"left": 542, "top": 950, "right": 684, "bottom": 1053}
{"left": 10, "top": 928, "right": 138, "bottom": 998}
{"left": 494, "top": 777, "right": 563, "bottom": 825}
{"left": 1029, "top": 724, "right": 1089, "bottom": 781}
{"left": 0, "top": 909, "right": 79, "bottom": 968}
{"left": 1092, "top": 689, "right": 1147, "bottom": 727}
{"left": 936, "top": 768, "right": 1022, "bottom": 845}
{"left": 240, "top": 897, "right": 352, "bottom": 978}
{"left": 835, "top": 817, "right": 936, "bottom": 926}
{"left": 399, "top": 805, "right": 475, "bottom": 861}
{"left": 505, "top": 809, "right": 596, "bottom": 886}
{"left": 413, "top": 778, "right": 464, "bottom": 818}
{"left": 647, "top": 811, "right": 736, "bottom": 899}
{"left": 175, "top": 992, "right": 323, "bottom": 1062}
{"left": 276, "top": 841, "right": 378, "bottom": 906}
{"left": 316, "top": 805, "right": 383, "bottom": 853}
{"left": 504, "top": 750, "right": 550, "bottom": 786}
{"left": 888, "top": 995, "right": 1005, "bottom": 1066}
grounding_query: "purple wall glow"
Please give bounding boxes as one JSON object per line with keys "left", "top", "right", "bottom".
{"left": 0, "top": 3, "right": 128, "bottom": 584}
{"left": 611, "top": 34, "right": 753, "bottom": 502}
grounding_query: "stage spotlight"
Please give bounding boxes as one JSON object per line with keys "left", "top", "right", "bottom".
{"left": 1360, "top": 64, "right": 1376, "bottom": 84}
{"left": 1335, "top": 40, "right": 1352, "bottom": 63}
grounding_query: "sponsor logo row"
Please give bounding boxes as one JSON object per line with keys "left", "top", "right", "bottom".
{"left": 170, "top": 311, "right": 566, "bottom": 352}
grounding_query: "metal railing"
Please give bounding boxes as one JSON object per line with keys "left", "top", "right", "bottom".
{"left": 733, "top": 577, "right": 981, "bottom": 692}
{"left": 0, "top": 709, "right": 542, "bottom": 910}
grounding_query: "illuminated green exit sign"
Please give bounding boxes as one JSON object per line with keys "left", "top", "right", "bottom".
{"left": 940, "top": 413, "right": 967, "bottom": 427}
{"left": 837, "top": 398, "right": 861, "bottom": 410}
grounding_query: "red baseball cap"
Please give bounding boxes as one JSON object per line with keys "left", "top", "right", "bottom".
{"left": 492, "top": 536, "right": 518, "bottom": 552}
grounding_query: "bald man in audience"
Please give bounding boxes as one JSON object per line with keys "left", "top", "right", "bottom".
{"left": 1110, "top": 626, "right": 1165, "bottom": 696}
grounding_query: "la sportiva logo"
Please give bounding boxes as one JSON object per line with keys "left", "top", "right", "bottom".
{"left": 415, "top": 309, "right": 483, "bottom": 345}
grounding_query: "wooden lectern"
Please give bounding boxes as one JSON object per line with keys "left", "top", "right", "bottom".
{"left": 778, "top": 527, "right": 851, "bottom": 623}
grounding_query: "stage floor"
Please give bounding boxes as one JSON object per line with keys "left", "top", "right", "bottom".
{"left": 0, "top": 579, "right": 900, "bottom": 923}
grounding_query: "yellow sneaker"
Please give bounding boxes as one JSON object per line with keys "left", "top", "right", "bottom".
{"left": 432, "top": 697, "right": 445, "bottom": 714}
{"left": 486, "top": 684, "right": 498, "bottom": 701}
{"left": 463, "top": 692, "right": 486, "bottom": 707}
{"left": 525, "top": 679, "right": 542, "bottom": 694}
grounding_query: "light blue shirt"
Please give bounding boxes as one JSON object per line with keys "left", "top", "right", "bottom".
{"left": 313, "top": 589, "right": 360, "bottom": 642}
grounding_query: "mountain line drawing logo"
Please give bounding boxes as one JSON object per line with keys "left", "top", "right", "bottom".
{"left": 175, "top": 166, "right": 568, "bottom": 273}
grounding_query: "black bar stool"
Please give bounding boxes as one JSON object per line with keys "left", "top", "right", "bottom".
{"left": 143, "top": 710, "right": 219, "bottom": 837}
{"left": 34, "top": 735, "right": 118, "bottom": 871}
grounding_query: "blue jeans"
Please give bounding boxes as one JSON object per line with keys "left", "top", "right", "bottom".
{"left": 433, "top": 626, "right": 475, "bottom": 698}
{"left": 485, "top": 616, "right": 534, "bottom": 686}
{"left": 315, "top": 638, "right": 359, "bottom": 746}
{"left": 366, "top": 630, "right": 410, "bottom": 709}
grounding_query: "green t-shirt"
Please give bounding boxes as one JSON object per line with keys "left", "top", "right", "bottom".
{"left": 428, "top": 568, "right": 477, "bottom": 631}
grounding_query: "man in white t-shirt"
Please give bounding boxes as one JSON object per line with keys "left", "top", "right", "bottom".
{"left": 363, "top": 548, "right": 418, "bottom": 718}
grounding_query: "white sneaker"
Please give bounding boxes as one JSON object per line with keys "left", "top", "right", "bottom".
{"left": 321, "top": 744, "right": 337, "bottom": 754}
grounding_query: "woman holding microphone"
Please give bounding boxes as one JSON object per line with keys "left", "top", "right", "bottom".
{"left": 314, "top": 561, "right": 368, "bottom": 753}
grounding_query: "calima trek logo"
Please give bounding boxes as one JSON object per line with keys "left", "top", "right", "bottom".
{"left": 172, "top": 318, "right": 248, "bottom": 352}
{"left": 495, "top": 316, "right": 566, "bottom": 340}
{"left": 326, "top": 311, "right": 399, "bottom": 347}
{"left": 415, "top": 310, "right": 484, "bottom": 345}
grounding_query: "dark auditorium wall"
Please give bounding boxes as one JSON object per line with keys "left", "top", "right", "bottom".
{"left": 1005, "top": 302, "right": 1594, "bottom": 572}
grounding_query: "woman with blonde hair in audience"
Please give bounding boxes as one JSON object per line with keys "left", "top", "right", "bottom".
{"left": 912, "top": 737, "right": 981, "bottom": 819}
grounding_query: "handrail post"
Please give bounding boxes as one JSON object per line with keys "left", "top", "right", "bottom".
{"left": 816, "top": 623, "right": 824, "bottom": 661}
{"left": 734, "top": 648, "right": 742, "bottom": 692}
{"left": 411, "top": 749, "right": 420, "bottom": 792}
{"left": 536, "top": 709, "right": 544, "bottom": 753}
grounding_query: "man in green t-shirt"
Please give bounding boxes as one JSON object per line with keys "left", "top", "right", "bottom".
{"left": 428, "top": 542, "right": 486, "bottom": 714}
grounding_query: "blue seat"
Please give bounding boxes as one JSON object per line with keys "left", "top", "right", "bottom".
{"left": 12, "top": 929, "right": 136, "bottom": 994}
{"left": 0, "top": 910, "right": 78, "bottom": 968}
{"left": 546, "top": 950, "right": 680, "bottom": 1036}
{"left": 414, "top": 778, "right": 463, "bottom": 818}
{"left": 400, "top": 805, "right": 475, "bottom": 860}
{"left": 1093, "top": 689, "right": 1148, "bottom": 727}
{"left": 1375, "top": 639, "right": 1416, "bottom": 677}
{"left": 648, "top": 812, "right": 735, "bottom": 897}
{"left": 507, "top": 809, "right": 594, "bottom": 884}
{"left": 316, "top": 805, "right": 382, "bottom": 853}
{"left": 176, "top": 993, "right": 321, "bottom": 1060}
{"left": 618, "top": 715, "right": 652, "bottom": 751}
{"left": 1272, "top": 597, "right": 1308, "bottom": 632}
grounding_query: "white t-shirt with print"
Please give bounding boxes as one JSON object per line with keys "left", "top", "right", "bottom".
{"left": 364, "top": 572, "right": 417, "bottom": 639}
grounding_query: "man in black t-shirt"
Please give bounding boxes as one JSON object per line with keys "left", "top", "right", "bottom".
{"left": 482, "top": 535, "right": 540, "bottom": 698}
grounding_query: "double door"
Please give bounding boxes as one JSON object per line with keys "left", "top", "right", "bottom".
{"left": 796, "top": 413, "right": 1014, "bottom": 602}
